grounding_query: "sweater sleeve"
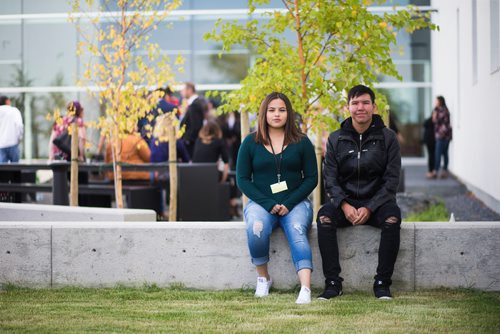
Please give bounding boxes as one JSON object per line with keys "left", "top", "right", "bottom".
{"left": 236, "top": 135, "right": 278, "bottom": 212}
{"left": 282, "top": 136, "right": 318, "bottom": 211}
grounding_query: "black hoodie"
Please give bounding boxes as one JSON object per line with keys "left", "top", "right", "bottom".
{"left": 323, "top": 114, "right": 401, "bottom": 212}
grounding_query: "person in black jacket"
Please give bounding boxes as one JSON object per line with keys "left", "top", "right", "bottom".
{"left": 180, "top": 82, "right": 206, "bottom": 157}
{"left": 317, "top": 85, "right": 401, "bottom": 300}
{"left": 422, "top": 116, "right": 436, "bottom": 178}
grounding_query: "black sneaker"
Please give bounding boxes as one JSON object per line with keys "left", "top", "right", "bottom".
{"left": 373, "top": 280, "right": 392, "bottom": 300}
{"left": 318, "top": 280, "right": 343, "bottom": 300}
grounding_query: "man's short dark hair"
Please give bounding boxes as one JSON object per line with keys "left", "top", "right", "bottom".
{"left": 348, "top": 85, "right": 375, "bottom": 104}
{"left": 0, "top": 95, "right": 9, "bottom": 106}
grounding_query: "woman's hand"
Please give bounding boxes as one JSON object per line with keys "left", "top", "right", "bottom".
{"left": 270, "top": 204, "right": 281, "bottom": 215}
{"left": 277, "top": 205, "right": 289, "bottom": 216}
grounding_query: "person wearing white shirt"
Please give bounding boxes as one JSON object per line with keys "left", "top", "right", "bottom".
{"left": 0, "top": 96, "right": 24, "bottom": 163}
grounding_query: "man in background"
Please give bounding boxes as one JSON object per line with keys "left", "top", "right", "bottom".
{"left": 0, "top": 95, "right": 24, "bottom": 163}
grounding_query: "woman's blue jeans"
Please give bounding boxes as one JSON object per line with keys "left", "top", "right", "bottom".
{"left": 243, "top": 199, "right": 313, "bottom": 272}
{"left": 434, "top": 139, "right": 450, "bottom": 172}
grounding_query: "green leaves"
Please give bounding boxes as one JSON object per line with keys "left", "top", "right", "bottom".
{"left": 204, "top": 0, "right": 437, "bottom": 134}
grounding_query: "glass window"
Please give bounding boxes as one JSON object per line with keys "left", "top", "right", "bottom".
{"left": 23, "top": 0, "right": 72, "bottom": 14}
{"left": 491, "top": 0, "right": 500, "bottom": 73}
{"left": 370, "top": 0, "right": 430, "bottom": 6}
{"left": 191, "top": 0, "right": 248, "bottom": 9}
{"left": 193, "top": 53, "right": 250, "bottom": 84}
{"left": 0, "top": 1, "right": 21, "bottom": 14}
{"left": 0, "top": 23, "right": 22, "bottom": 87}
{"left": 379, "top": 87, "right": 432, "bottom": 156}
{"left": 23, "top": 22, "right": 77, "bottom": 86}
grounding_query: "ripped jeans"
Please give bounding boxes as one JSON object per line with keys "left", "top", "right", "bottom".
{"left": 317, "top": 200, "right": 401, "bottom": 284}
{"left": 244, "top": 199, "right": 313, "bottom": 272}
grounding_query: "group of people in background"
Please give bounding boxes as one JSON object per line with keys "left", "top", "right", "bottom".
{"left": 44, "top": 82, "right": 242, "bottom": 218}
{"left": 422, "top": 96, "right": 453, "bottom": 179}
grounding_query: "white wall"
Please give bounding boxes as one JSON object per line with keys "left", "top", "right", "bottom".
{"left": 432, "top": 0, "right": 500, "bottom": 213}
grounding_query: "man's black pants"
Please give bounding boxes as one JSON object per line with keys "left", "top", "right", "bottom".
{"left": 317, "top": 200, "right": 401, "bottom": 285}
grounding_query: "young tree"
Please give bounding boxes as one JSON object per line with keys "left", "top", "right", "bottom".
{"left": 205, "top": 0, "right": 437, "bottom": 213}
{"left": 70, "top": 0, "right": 182, "bottom": 208}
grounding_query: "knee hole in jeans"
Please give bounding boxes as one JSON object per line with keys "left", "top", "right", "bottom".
{"left": 252, "top": 221, "right": 264, "bottom": 238}
{"left": 319, "top": 216, "right": 332, "bottom": 224}
{"left": 385, "top": 216, "right": 399, "bottom": 224}
{"left": 383, "top": 216, "right": 400, "bottom": 229}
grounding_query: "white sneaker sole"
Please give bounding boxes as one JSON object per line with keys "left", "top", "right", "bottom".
{"left": 377, "top": 296, "right": 393, "bottom": 300}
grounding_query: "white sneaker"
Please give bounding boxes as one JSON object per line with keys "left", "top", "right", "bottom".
{"left": 255, "top": 277, "right": 272, "bottom": 298}
{"left": 295, "top": 286, "right": 311, "bottom": 304}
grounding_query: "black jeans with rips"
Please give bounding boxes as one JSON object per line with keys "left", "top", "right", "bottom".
{"left": 317, "top": 199, "right": 401, "bottom": 285}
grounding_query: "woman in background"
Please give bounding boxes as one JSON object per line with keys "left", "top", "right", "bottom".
{"left": 49, "top": 101, "right": 86, "bottom": 162}
{"left": 432, "top": 96, "right": 452, "bottom": 179}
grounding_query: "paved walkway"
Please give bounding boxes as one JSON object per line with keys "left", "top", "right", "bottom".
{"left": 402, "top": 159, "right": 500, "bottom": 221}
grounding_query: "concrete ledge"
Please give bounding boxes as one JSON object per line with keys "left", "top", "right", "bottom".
{"left": 415, "top": 222, "right": 500, "bottom": 291}
{"left": 0, "top": 202, "right": 156, "bottom": 222}
{"left": 0, "top": 221, "right": 499, "bottom": 291}
{"left": 0, "top": 223, "right": 51, "bottom": 288}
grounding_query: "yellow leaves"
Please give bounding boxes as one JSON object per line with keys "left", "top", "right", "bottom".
{"left": 109, "top": 26, "right": 116, "bottom": 40}
{"left": 336, "top": 22, "right": 343, "bottom": 29}
{"left": 363, "top": 31, "right": 369, "bottom": 39}
{"left": 249, "top": 95, "right": 256, "bottom": 102}
{"left": 351, "top": 10, "right": 357, "bottom": 18}
{"left": 174, "top": 55, "right": 185, "bottom": 65}
{"left": 363, "top": 0, "right": 372, "bottom": 5}
{"left": 379, "top": 21, "right": 388, "bottom": 29}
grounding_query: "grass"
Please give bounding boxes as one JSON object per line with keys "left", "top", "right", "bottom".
{"left": 0, "top": 286, "right": 499, "bottom": 333}
{"left": 404, "top": 202, "right": 449, "bottom": 222}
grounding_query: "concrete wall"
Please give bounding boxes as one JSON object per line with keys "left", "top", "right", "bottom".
{"left": 0, "top": 203, "right": 156, "bottom": 222}
{"left": 1, "top": 221, "right": 499, "bottom": 291}
{"left": 431, "top": 1, "right": 500, "bottom": 213}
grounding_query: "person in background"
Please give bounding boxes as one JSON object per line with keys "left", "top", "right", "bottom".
{"left": 49, "top": 101, "right": 86, "bottom": 162}
{"left": 192, "top": 121, "right": 229, "bottom": 182}
{"left": 138, "top": 88, "right": 177, "bottom": 145}
{"left": 105, "top": 127, "right": 151, "bottom": 182}
{"left": 180, "top": 82, "right": 205, "bottom": 157}
{"left": 163, "top": 86, "right": 180, "bottom": 108}
{"left": 149, "top": 113, "right": 190, "bottom": 219}
{"left": 389, "top": 110, "right": 405, "bottom": 145}
{"left": 432, "top": 96, "right": 452, "bottom": 179}
{"left": 422, "top": 116, "right": 436, "bottom": 179}
{"left": 217, "top": 111, "right": 241, "bottom": 171}
{"left": 150, "top": 113, "right": 190, "bottom": 165}
{"left": 0, "top": 95, "right": 24, "bottom": 163}
{"left": 236, "top": 92, "right": 317, "bottom": 304}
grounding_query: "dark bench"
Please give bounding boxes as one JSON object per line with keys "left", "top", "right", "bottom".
{"left": 177, "top": 163, "right": 230, "bottom": 221}
{"left": 0, "top": 162, "right": 231, "bottom": 221}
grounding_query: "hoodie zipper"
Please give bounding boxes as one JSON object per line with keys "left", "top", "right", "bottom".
{"left": 357, "top": 134, "right": 362, "bottom": 197}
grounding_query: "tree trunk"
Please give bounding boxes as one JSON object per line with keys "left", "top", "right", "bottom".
{"left": 168, "top": 115, "right": 177, "bottom": 222}
{"left": 69, "top": 122, "right": 79, "bottom": 206}
{"left": 313, "top": 131, "right": 322, "bottom": 220}
{"left": 112, "top": 129, "right": 124, "bottom": 209}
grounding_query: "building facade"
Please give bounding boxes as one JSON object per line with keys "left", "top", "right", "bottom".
{"left": 432, "top": 0, "right": 500, "bottom": 213}
{"left": 0, "top": 0, "right": 431, "bottom": 159}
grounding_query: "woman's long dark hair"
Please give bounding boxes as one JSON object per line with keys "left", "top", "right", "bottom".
{"left": 255, "top": 92, "right": 303, "bottom": 145}
{"left": 437, "top": 96, "right": 447, "bottom": 108}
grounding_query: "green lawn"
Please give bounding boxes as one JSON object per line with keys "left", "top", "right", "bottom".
{"left": 405, "top": 202, "right": 449, "bottom": 222}
{"left": 0, "top": 286, "right": 498, "bottom": 333}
